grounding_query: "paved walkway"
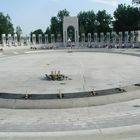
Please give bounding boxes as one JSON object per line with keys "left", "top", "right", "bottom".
{"left": 0, "top": 99, "right": 140, "bottom": 132}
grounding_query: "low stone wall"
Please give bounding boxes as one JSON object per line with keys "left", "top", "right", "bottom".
{"left": 0, "top": 89, "right": 139, "bottom": 109}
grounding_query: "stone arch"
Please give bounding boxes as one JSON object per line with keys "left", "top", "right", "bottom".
{"left": 63, "top": 16, "right": 79, "bottom": 47}
{"left": 67, "top": 25, "right": 75, "bottom": 42}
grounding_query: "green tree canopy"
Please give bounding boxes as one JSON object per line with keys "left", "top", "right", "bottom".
{"left": 78, "top": 11, "right": 96, "bottom": 35}
{"left": 50, "top": 17, "right": 59, "bottom": 35}
{"left": 113, "top": 4, "right": 140, "bottom": 32}
{"left": 56, "top": 9, "right": 70, "bottom": 36}
{"left": 0, "top": 12, "right": 14, "bottom": 35}
{"left": 96, "top": 10, "right": 112, "bottom": 33}
{"left": 78, "top": 10, "right": 112, "bottom": 34}
{"left": 57, "top": 9, "right": 70, "bottom": 23}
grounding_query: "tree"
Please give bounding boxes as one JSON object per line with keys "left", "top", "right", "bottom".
{"left": 78, "top": 11, "right": 96, "bottom": 35}
{"left": 50, "top": 16, "right": 59, "bottom": 40}
{"left": 0, "top": 12, "right": 14, "bottom": 35}
{"left": 57, "top": 9, "right": 70, "bottom": 23}
{"left": 78, "top": 10, "right": 112, "bottom": 35}
{"left": 57, "top": 9, "right": 70, "bottom": 36}
{"left": 113, "top": 4, "right": 140, "bottom": 32}
{"left": 96, "top": 10, "right": 112, "bottom": 33}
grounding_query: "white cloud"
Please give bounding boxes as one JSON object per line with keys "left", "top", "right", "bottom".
{"left": 88, "top": 0, "right": 119, "bottom": 7}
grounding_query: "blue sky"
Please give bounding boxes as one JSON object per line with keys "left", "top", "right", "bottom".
{"left": 0, "top": 0, "right": 132, "bottom": 35}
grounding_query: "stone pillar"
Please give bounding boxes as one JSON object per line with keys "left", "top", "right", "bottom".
{"left": 134, "top": 31, "right": 138, "bottom": 42}
{"left": 38, "top": 34, "right": 42, "bottom": 44}
{"left": 94, "top": 33, "right": 98, "bottom": 47}
{"left": 7, "top": 34, "right": 12, "bottom": 46}
{"left": 111, "top": 32, "right": 117, "bottom": 46}
{"left": 25, "top": 36, "right": 30, "bottom": 45}
{"left": 94, "top": 33, "right": 98, "bottom": 43}
{"left": 63, "top": 31, "right": 67, "bottom": 47}
{"left": 100, "top": 32, "right": 104, "bottom": 43}
{"left": 137, "top": 30, "right": 140, "bottom": 42}
{"left": 80, "top": 33, "right": 85, "bottom": 48}
{"left": 81, "top": 33, "right": 85, "bottom": 42}
{"left": 100, "top": 32, "right": 103, "bottom": 42}
{"left": 2, "top": 34, "right": 6, "bottom": 47}
{"left": 135, "top": 30, "right": 140, "bottom": 47}
{"left": 106, "top": 32, "right": 110, "bottom": 45}
{"left": 57, "top": 34, "right": 61, "bottom": 43}
{"left": 87, "top": 33, "right": 91, "bottom": 42}
{"left": 14, "top": 34, "right": 18, "bottom": 46}
{"left": 51, "top": 34, "right": 55, "bottom": 43}
{"left": 45, "top": 34, "right": 48, "bottom": 44}
{"left": 124, "top": 31, "right": 129, "bottom": 47}
{"left": 130, "top": 31, "right": 134, "bottom": 43}
{"left": 88, "top": 33, "right": 91, "bottom": 47}
{"left": 20, "top": 36, "right": 24, "bottom": 46}
{"left": 130, "top": 31, "right": 134, "bottom": 47}
{"left": 75, "top": 30, "right": 77, "bottom": 43}
{"left": 32, "top": 34, "right": 36, "bottom": 45}
{"left": 138, "top": 30, "right": 140, "bottom": 47}
{"left": 119, "top": 32, "right": 123, "bottom": 47}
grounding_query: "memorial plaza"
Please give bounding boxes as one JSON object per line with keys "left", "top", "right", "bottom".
{"left": 0, "top": 4, "right": 140, "bottom": 140}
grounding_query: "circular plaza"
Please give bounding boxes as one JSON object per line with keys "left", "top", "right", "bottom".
{"left": 0, "top": 49, "right": 140, "bottom": 95}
